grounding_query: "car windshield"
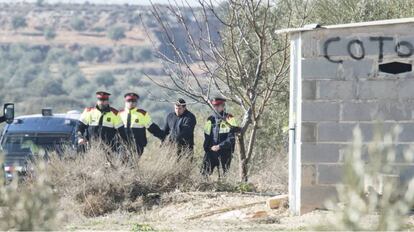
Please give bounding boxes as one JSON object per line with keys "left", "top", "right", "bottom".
{"left": 2, "top": 134, "right": 71, "bottom": 155}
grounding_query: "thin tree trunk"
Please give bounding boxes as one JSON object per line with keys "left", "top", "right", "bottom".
{"left": 237, "top": 132, "right": 249, "bottom": 182}
{"left": 237, "top": 121, "right": 259, "bottom": 182}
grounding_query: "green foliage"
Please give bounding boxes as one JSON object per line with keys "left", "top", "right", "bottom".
{"left": 70, "top": 17, "right": 86, "bottom": 32}
{"left": 132, "top": 47, "right": 153, "bottom": 62}
{"left": 63, "top": 73, "right": 88, "bottom": 90}
{"left": 95, "top": 71, "right": 116, "bottom": 87}
{"left": 43, "top": 27, "right": 56, "bottom": 40}
{"left": 131, "top": 223, "right": 156, "bottom": 232}
{"left": 36, "top": 0, "right": 45, "bottom": 7}
{"left": 0, "top": 42, "right": 173, "bottom": 119}
{"left": 81, "top": 46, "right": 100, "bottom": 62}
{"left": 116, "top": 46, "right": 133, "bottom": 63}
{"left": 27, "top": 48, "right": 46, "bottom": 63}
{"left": 312, "top": 0, "right": 414, "bottom": 25}
{"left": 235, "top": 182, "right": 256, "bottom": 193}
{"left": 107, "top": 26, "right": 126, "bottom": 41}
{"left": 91, "top": 26, "right": 105, "bottom": 32}
{"left": 8, "top": 64, "right": 41, "bottom": 88}
{"left": 0, "top": 162, "right": 59, "bottom": 230}
{"left": 11, "top": 15, "right": 27, "bottom": 30}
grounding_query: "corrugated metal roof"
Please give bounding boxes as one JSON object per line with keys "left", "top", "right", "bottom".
{"left": 275, "top": 17, "right": 414, "bottom": 34}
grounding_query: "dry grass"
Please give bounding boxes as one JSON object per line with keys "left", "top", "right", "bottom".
{"left": 0, "top": 139, "right": 288, "bottom": 230}
{"left": 40, "top": 141, "right": 288, "bottom": 219}
{"left": 44, "top": 142, "right": 200, "bottom": 217}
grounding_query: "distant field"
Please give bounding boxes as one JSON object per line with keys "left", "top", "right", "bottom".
{"left": 0, "top": 28, "right": 151, "bottom": 46}
{"left": 78, "top": 62, "right": 162, "bottom": 78}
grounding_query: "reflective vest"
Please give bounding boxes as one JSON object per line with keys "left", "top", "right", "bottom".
{"left": 119, "top": 108, "right": 152, "bottom": 148}
{"left": 119, "top": 108, "right": 152, "bottom": 129}
{"left": 204, "top": 114, "right": 237, "bottom": 136}
{"left": 203, "top": 113, "right": 237, "bottom": 152}
{"left": 78, "top": 106, "right": 124, "bottom": 146}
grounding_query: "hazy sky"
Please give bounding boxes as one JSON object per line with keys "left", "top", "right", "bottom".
{"left": 0, "top": 0, "right": 205, "bottom": 6}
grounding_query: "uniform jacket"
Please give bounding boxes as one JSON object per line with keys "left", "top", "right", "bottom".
{"left": 77, "top": 106, "right": 127, "bottom": 148}
{"left": 119, "top": 107, "right": 163, "bottom": 149}
{"left": 203, "top": 112, "right": 237, "bottom": 154}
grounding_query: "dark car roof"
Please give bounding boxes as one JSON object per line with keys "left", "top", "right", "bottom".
{"left": 4, "top": 112, "right": 80, "bottom": 134}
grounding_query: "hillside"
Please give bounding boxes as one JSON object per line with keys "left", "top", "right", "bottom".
{"left": 0, "top": 2, "right": 216, "bottom": 123}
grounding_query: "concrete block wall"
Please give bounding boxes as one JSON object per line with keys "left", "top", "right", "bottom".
{"left": 299, "top": 23, "right": 414, "bottom": 213}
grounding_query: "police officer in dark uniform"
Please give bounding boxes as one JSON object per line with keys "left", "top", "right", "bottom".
{"left": 162, "top": 98, "right": 196, "bottom": 155}
{"left": 119, "top": 92, "right": 164, "bottom": 157}
{"left": 77, "top": 91, "right": 128, "bottom": 151}
{"left": 202, "top": 97, "right": 237, "bottom": 177}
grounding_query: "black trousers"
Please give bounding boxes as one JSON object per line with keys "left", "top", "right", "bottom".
{"left": 201, "top": 151, "right": 232, "bottom": 176}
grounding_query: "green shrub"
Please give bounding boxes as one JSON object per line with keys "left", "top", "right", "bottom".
{"left": 63, "top": 73, "right": 88, "bottom": 90}
{"left": 31, "top": 78, "right": 66, "bottom": 97}
{"left": 116, "top": 46, "right": 133, "bottom": 63}
{"left": 0, "top": 162, "right": 59, "bottom": 230}
{"left": 70, "top": 17, "right": 86, "bottom": 32}
{"left": 11, "top": 16, "right": 27, "bottom": 30}
{"left": 95, "top": 71, "right": 115, "bottom": 87}
{"left": 28, "top": 49, "right": 45, "bottom": 63}
{"left": 107, "top": 26, "right": 126, "bottom": 41}
{"left": 91, "top": 26, "right": 105, "bottom": 33}
{"left": 36, "top": 0, "right": 45, "bottom": 7}
{"left": 81, "top": 46, "right": 100, "bottom": 62}
{"left": 9, "top": 64, "right": 41, "bottom": 88}
{"left": 322, "top": 126, "right": 414, "bottom": 231}
{"left": 138, "top": 47, "right": 153, "bottom": 61}
{"left": 43, "top": 27, "right": 56, "bottom": 40}
{"left": 131, "top": 223, "right": 156, "bottom": 232}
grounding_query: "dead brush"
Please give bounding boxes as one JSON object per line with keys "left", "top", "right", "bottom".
{"left": 38, "top": 138, "right": 289, "bottom": 218}
{"left": 248, "top": 147, "right": 288, "bottom": 194}
{"left": 44, "top": 142, "right": 200, "bottom": 217}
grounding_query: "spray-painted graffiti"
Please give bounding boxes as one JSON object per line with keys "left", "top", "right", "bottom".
{"left": 323, "top": 36, "right": 414, "bottom": 63}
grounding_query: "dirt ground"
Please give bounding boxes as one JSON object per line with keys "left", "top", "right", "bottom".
{"left": 63, "top": 192, "right": 331, "bottom": 231}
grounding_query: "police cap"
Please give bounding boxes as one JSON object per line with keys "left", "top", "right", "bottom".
{"left": 96, "top": 91, "right": 111, "bottom": 100}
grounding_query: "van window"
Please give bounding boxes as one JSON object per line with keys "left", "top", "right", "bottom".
{"left": 2, "top": 134, "right": 71, "bottom": 156}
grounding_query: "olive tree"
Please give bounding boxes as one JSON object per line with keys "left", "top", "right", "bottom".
{"left": 11, "top": 16, "right": 27, "bottom": 30}
{"left": 107, "top": 26, "right": 126, "bottom": 42}
{"left": 312, "top": 0, "right": 414, "bottom": 24}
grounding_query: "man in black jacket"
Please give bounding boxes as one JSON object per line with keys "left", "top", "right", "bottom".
{"left": 201, "top": 97, "right": 237, "bottom": 177}
{"left": 162, "top": 98, "right": 196, "bottom": 155}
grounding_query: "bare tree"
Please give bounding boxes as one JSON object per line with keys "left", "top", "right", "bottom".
{"left": 145, "top": 0, "right": 313, "bottom": 181}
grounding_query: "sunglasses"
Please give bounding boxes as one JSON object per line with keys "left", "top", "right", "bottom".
{"left": 126, "top": 100, "right": 137, "bottom": 103}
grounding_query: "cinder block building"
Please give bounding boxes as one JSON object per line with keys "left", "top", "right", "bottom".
{"left": 281, "top": 18, "right": 414, "bottom": 215}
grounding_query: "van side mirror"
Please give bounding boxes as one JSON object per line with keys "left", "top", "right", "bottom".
{"left": 3, "top": 103, "right": 14, "bottom": 124}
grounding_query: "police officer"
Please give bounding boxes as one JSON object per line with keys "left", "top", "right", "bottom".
{"left": 119, "top": 92, "right": 164, "bottom": 157}
{"left": 202, "top": 97, "right": 237, "bottom": 177}
{"left": 77, "top": 91, "right": 128, "bottom": 151}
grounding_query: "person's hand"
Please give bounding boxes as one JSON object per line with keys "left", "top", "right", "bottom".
{"left": 211, "top": 145, "right": 220, "bottom": 152}
{"left": 78, "top": 138, "right": 87, "bottom": 145}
